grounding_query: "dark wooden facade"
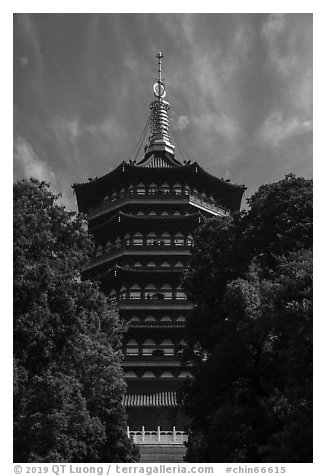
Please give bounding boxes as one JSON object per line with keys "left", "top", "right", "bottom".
{"left": 73, "top": 156, "right": 245, "bottom": 431}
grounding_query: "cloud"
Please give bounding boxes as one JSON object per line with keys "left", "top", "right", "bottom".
{"left": 15, "top": 14, "right": 44, "bottom": 93}
{"left": 84, "top": 117, "right": 123, "bottom": 140}
{"left": 255, "top": 111, "right": 312, "bottom": 148}
{"left": 193, "top": 113, "right": 239, "bottom": 142}
{"left": 173, "top": 115, "right": 190, "bottom": 131}
{"left": 262, "top": 13, "right": 298, "bottom": 76}
{"left": 14, "top": 136, "right": 57, "bottom": 186}
{"left": 123, "top": 55, "right": 139, "bottom": 73}
{"left": 55, "top": 117, "right": 81, "bottom": 140}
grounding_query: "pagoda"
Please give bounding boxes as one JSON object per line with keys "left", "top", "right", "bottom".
{"left": 73, "top": 53, "right": 245, "bottom": 452}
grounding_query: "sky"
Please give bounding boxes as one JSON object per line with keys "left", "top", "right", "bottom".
{"left": 13, "top": 13, "right": 313, "bottom": 210}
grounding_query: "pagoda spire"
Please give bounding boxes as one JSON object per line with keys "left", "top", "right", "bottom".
{"left": 145, "top": 52, "right": 175, "bottom": 158}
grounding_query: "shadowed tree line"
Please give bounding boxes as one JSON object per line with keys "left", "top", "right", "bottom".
{"left": 14, "top": 179, "right": 139, "bottom": 463}
{"left": 179, "top": 175, "right": 312, "bottom": 463}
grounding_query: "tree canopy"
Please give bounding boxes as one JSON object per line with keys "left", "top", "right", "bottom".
{"left": 14, "top": 178, "right": 138, "bottom": 463}
{"left": 180, "top": 175, "right": 312, "bottom": 463}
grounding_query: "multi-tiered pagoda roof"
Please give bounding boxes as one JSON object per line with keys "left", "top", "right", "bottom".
{"left": 73, "top": 52, "right": 246, "bottom": 447}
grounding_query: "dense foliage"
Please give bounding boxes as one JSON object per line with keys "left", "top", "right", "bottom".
{"left": 180, "top": 175, "right": 312, "bottom": 462}
{"left": 14, "top": 179, "right": 138, "bottom": 463}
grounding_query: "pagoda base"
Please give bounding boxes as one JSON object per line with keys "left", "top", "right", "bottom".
{"left": 138, "top": 445, "right": 186, "bottom": 463}
{"left": 126, "top": 405, "right": 189, "bottom": 431}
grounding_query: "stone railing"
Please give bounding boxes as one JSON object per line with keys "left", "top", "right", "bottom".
{"left": 127, "top": 426, "right": 187, "bottom": 445}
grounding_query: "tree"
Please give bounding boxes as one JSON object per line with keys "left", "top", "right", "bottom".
{"left": 180, "top": 175, "right": 312, "bottom": 462}
{"left": 14, "top": 178, "right": 139, "bottom": 463}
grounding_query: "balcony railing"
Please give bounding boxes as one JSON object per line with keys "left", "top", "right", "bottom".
{"left": 127, "top": 426, "right": 187, "bottom": 445}
{"left": 129, "top": 320, "right": 185, "bottom": 328}
{"left": 86, "top": 241, "right": 192, "bottom": 269}
{"left": 123, "top": 354, "right": 178, "bottom": 361}
{"left": 117, "top": 298, "right": 193, "bottom": 310}
{"left": 111, "top": 292, "right": 188, "bottom": 304}
{"left": 88, "top": 190, "right": 229, "bottom": 219}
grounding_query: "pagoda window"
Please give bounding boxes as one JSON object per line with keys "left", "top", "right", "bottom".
{"left": 136, "top": 183, "right": 146, "bottom": 195}
{"left": 148, "top": 183, "right": 157, "bottom": 195}
{"left": 128, "top": 184, "right": 134, "bottom": 194}
{"left": 149, "top": 210, "right": 157, "bottom": 216}
{"left": 130, "top": 291, "right": 141, "bottom": 300}
{"left": 161, "top": 210, "right": 169, "bottom": 217}
{"left": 144, "top": 315, "right": 156, "bottom": 322}
{"left": 161, "top": 232, "right": 171, "bottom": 246}
{"left": 115, "top": 237, "right": 122, "bottom": 248}
{"left": 130, "top": 284, "right": 141, "bottom": 300}
{"left": 109, "top": 289, "right": 117, "bottom": 304}
{"left": 184, "top": 185, "right": 190, "bottom": 196}
{"left": 161, "top": 315, "right": 172, "bottom": 321}
{"left": 173, "top": 183, "right": 182, "bottom": 195}
{"left": 130, "top": 315, "right": 140, "bottom": 322}
{"left": 178, "top": 371, "right": 193, "bottom": 378}
{"left": 133, "top": 233, "right": 143, "bottom": 246}
{"left": 120, "top": 187, "right": 125, "bottom": 196}
{"left": 176, "top": 340, "right": 186, "bottom": 355}
{"left": 124, "top": 234, "right": 130, "bottom": 246}
{"left": 147, "top": 261, "right": 156, "bottom": 267}
{"left": 152, "top": 292, "right": 164, "bottom": 300}
{"left": 153, "top": 349, "right": 164, "bottom": 357}
{"left": 142, "top": 371, "right": 156, "bottom": 378}
{"left": 120, "top": 286, "right": 127, "bottom": 300}
{"left": 133, "top": 237, "right": 143, "bottom": 246}
{"left": 174, "top": 232, "right": 185, "bottom": 246}
{"left": 111, "top": 191, "right": 117, "bottom": 201}
{"left": 146, "top": 233, "right": 156, "bottom": 246}
{"left": 126, "top": 339, "right": 139, "bottom": 356}
{"left": 161, "top": 284, "right": 173, "bottom": 300}
{"left": 124, "top": 371, "right": 137, "bottom": 378}
{"left": 134, "top": 262, "right": 142, "bottom": 268}
{"left": 142, "top": 339, "right": 156, "bottom": 356}
{"left": 186, "top": 235, "right": 194, "bottom": 246}
{"left": 161, "top": 261, "right": 170, "bottom": 268}
{"left": 175, "top": 289, "right": 187, "bottom": 300}
{"left": 137, "top": 211, "right": 145, "bottom": 216}
{"left": 161, "top": 183, "right": 170, "bottom": 195}
{"left": 173, "top": 210, "right": 182, "bottom": 216}
{"left": 174, "top": 237, "right": 185, "bottom": 246}
{"left": 176, "top": 315, "right": 186, "bottom": 322}
{"left": 160, "top": 371, "right": 174, "bottom": 378}
{"left": 145, "top": 283, "right": 157, "bottom": 300}
{"left": 175, "top": 261, "right": 184, "bottom": 267}
{"left": 160, "top": 339, "right": 174, "bottom": 356}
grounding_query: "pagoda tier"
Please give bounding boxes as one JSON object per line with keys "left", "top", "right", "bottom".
{"left": 73, "top": 161, "right": 245, "bottom": 216}
{"left": 88, "top": 211, "right": 201, "bottom": 244}
{"left": 73, "top": 53, "right": 246, "bottom": 434}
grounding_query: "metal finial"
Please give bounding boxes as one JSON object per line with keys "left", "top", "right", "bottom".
{"left": 156, "top": 51, "right": 163, "bottom": 83}
{"left": 153, "top": 52, "right": 166, "bottom": 99}
{"left": 142, "top": 52, "right": 175, "bottom": 159}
